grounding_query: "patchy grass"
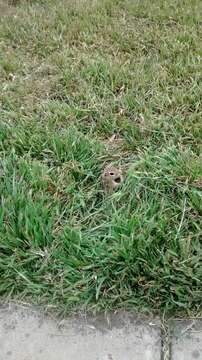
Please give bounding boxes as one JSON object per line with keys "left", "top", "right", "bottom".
{"left": 0, "top": 0, "right": 201, "bottom": 315}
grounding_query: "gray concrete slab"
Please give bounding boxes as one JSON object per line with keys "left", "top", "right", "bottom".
{"left": 0, "top": 304, "right": 161, "bottom": 360}
{"left": 170, "top": 319, "right": 202, "bottom": 360}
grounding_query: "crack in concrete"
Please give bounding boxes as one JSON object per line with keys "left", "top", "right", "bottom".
{"left": 161, "top": 320, "right": 171, "bottom": 360}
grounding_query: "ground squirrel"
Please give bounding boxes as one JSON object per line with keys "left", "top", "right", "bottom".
{"left": 102, "top": 165, "right": 123, "bottom": 193}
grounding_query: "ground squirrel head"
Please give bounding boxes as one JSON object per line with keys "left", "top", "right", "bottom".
{"left": 102, "top": 165, "right": 123, "bottom": 193}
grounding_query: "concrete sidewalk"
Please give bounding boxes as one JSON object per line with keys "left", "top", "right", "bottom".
{"left": 0, "top": 304, "right": 201, "bottom": 360}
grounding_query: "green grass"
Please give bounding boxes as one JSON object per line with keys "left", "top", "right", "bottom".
{"left": 0, "top": 0, "right": 201, "bottom": 315}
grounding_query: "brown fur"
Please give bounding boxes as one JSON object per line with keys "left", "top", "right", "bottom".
{"left": 102, "top": 165, "right": 123, "bottom": 193}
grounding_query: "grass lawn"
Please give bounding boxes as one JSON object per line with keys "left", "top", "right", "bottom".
{"left": 0, "top": 0, "right": 201, "bottom": 316}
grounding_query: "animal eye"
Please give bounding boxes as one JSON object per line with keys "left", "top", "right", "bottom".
{"left": 109, "top": 172, "right": 114, "bottom": 176}
{"left": 114, "top": 176, "right": 121, "bottom": 183}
